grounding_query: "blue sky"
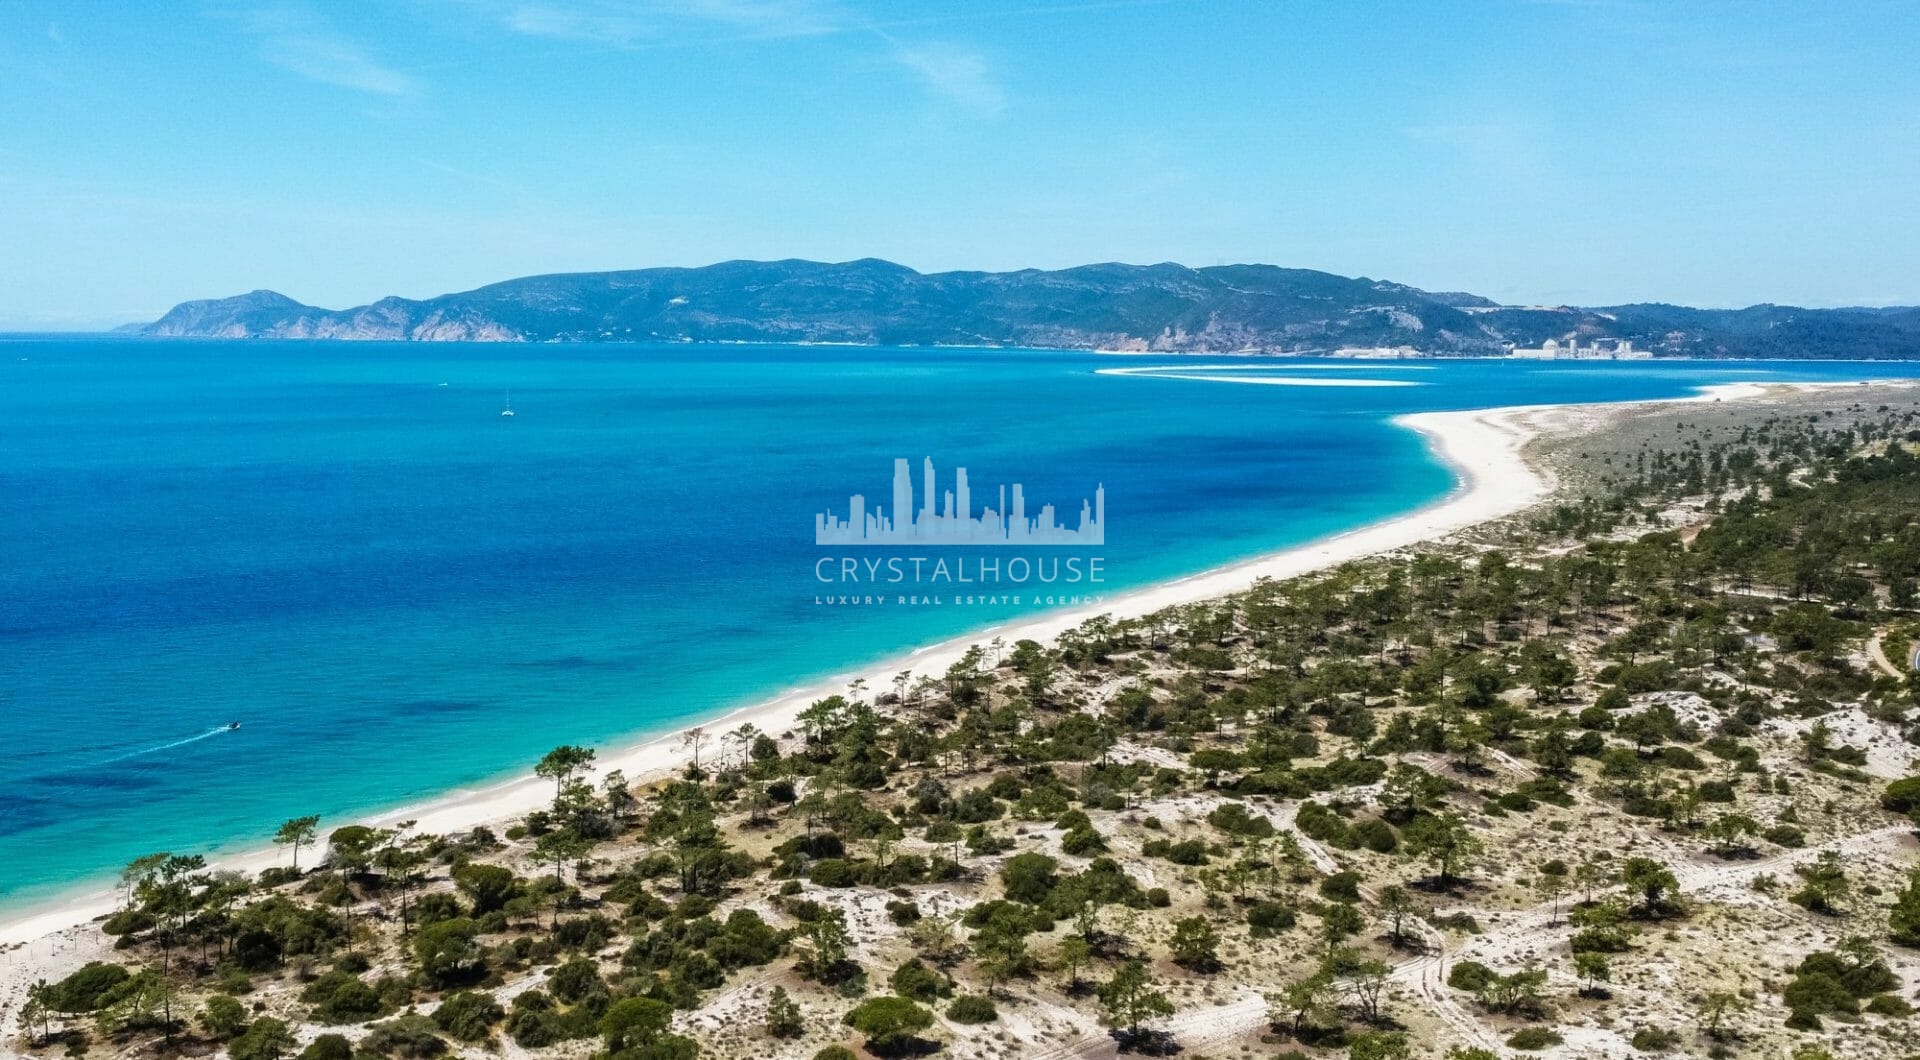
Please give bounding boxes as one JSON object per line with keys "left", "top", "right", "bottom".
{"left": 3, "top": 1, "right": 1917, "bottom": 328}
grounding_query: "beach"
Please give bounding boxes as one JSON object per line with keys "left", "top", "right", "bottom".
{"left": 0, "top": 377, "right": 1893, "bottom": 1036}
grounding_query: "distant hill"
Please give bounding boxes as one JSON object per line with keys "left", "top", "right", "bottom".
{"left": 140, "top": 259, "right": 1920, "bottom": 358}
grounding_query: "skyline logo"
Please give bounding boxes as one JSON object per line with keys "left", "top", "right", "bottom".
{"left": 815, "top": 457, "right": 1104, "bottom": 546}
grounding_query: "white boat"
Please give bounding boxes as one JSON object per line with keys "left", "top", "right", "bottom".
{"left": 501, "top": 389, "right": 515, "bottom": 417}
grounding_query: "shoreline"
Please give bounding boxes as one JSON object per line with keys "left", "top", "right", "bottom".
{"left": 0, "top": 379, "right": 1896, "bottom": 964}
{"left": 15, "top": 333, "right": 1920, "bottom": 369}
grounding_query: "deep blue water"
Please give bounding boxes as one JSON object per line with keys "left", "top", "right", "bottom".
{"left": 0, "top": 339, "right": 1902, "bottom": 906}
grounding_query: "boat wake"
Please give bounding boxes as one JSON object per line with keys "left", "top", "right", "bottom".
{"left": 100, "top": 725, "right": 238, "bottom": 765}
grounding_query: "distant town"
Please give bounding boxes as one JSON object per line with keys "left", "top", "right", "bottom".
{"left": 1337, "top": 337, "right": 1652, "bottom": 360}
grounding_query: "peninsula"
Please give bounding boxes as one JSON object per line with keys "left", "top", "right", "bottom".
{"left": 137, "top": 260, "right": 1920, "bottom": 360}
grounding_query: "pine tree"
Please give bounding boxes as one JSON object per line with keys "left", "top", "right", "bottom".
{"left": 1097, "top": 960, "right": 1173, "bottom": 1040}
{"left": 1888, "top": 870, "right": 1920, "bottom": 947}
{"left": 765, "top": 986, "right": 804, "bottom": 1039}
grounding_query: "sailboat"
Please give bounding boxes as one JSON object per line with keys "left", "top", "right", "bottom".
{"left": 500, "top": 389, "right": 515, "bottom": 418}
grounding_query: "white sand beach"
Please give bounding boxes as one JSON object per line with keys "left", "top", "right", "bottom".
{"left": 1094, "top": 364, "right": 1425, "bottom": 386}
{"left": 0, "top": 378, "right": 1895, "bottom": 1033}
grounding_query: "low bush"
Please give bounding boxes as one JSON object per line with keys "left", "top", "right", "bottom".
{"left": 1506, "top": 1027, "right": 1563, "bottom": 1050}
{"left": 947, "top": 995, "right": 998, "bottom": 1023}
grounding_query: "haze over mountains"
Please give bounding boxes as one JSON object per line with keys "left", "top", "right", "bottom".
{"left": 140, "top": 259, "right": 1920, "bottom": 359}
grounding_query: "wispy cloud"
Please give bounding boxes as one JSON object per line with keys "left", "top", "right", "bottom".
{"left": 458, "top": 1, "right": 1005, "bottom": 114}
{"left": 240, "top": 6, "right": 419, "bottom": 96}
{"left": 887, "top": 42, "right": 1005, "bottom": 116}
{"left": 414, "top": 157, "right": 534, "bottom": 197}
{"left": 1403, "top": 117, "right": 1561, "bottom": 199}
{"left": 488, "top": 0, "right": 838, "bottom": 46}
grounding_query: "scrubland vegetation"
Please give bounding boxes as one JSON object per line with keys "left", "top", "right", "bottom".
{"left": 16, "top": 390, "right": 1920, "bottom": 1060}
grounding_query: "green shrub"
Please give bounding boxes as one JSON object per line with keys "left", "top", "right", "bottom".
{"left": 1698, "top": 780, "right": 1737, "bottom": 802}
{"left": 1347, "top": 1030, "right": 1410, "bottom": 1060}
{"left": 1054, "top": 808, "right": 1092, "bottom": 831}
{"left": 1506, "top": 1027, "right": 1563, "bottom": 1050}
{"left": 809, "top": 859, "right": 857, "bottom": 887}
{"left": 1571, "top": 926, "right": 1631, "bottom": 953}
{"left": 1001, "top": 852, "right": 1060, "bottom": 904}
{"left": 451, "top": 863, "right": 522, "bottom": 914}
{"left": 599, "top": 997, "right": 676, "bottom": 1053}
{"left": 410, "top": 893, "right": 464, "bottom": 928}
{"left": 843, "top": 996, "right": 935, "bottom": 1052}
{"left": 412, "top": 918, "right": 485, "bottom": 987}
{"left": 199, "top": 994, "right": 249, "bottom": 1039}
{"left": 1061, "top": 825, "right": 1106, "bottom": 855}
{"left": 547, "top": 956, "right": 605, "bottom": 1004}
{"left": 888, "top": 959, "right": 954, "bottom": 1002}
{"left": 1628, "top": 1026, "right": 1681, "bottom": 1051}
{"left": 1447, "top": 961, "right": 1494, "bottom": 993}
{"left": 1207, "top": 802, "right": 1275, "bottom": 838}
{"left": 361, "top": 1013, "right": 449, "bottom": 1058}
{"left": 1165, "top": 839, "right": 1209, "bottom": 865}
{"left": 1495, "top": 791, "right": 1536, "bottom": 813}
{"left": 507, "top": 1002, "right": 565, "bottom": 1049}
{"left": 1784, "top": 1008, "right": 1823, "bottom": 1031}
{"left": 553, "top": 913, "right": 615, "bottom": 952}
{"left": 100, "top": 909, "right": 155, "bottom": 936}
{"left": 947, "top": 995, "right": 998, "bottom": 1023}
{"left": 1657, "top": 746, "right": 1705, "bottom": 770}
{"left": 230, "top": 1017, "right": 300, "bottom": 1060}
{"left": 1353, "top": 817, "right": 1399, "bottom": 852}
{"left": 1295, "top": 802, "right": 1355, "bottom": 847}
{"left": 432, "top": 991, "right": 504, "bottom": 1041}
{"left": 1783, "top": 972, "right": 1858, "bottom": 1018}
{"left": 1764, "top": 824, "right": 1806, "bottom": 847}
{"left": 1320, "top": 871, "right": 1363, "bottom": 903}
{"left": 297, "top": 1034, "right": 353, "bottom": 1060}
{"left": 1246, "top": 902, "right": 1296, "bottom": 937}
{"left": 43, "top": 962, "right": 130, "bottom": 1013}
{"left": 1880, "top": 776, "right": 1920, "bottom": 813}
{"left": 302, "top": 969, "right": 388, "bottom": 1024}
{"left": 1797, "top": 949, "right": 1898, "bottom": 996}
{"left": 258, "top": 866, "right": 302, "bottom": 888}
{"left": 1867, "top": 993, "right": 1914, "bottom": 1016}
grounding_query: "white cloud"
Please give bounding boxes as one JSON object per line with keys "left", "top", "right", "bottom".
{"left": 664, "top": 0, "right": 839, "bottom": 33}
{"left": 470, "top": 1, "right": 1003, "bottom": 114}
{"left": 492, "top": 0, "right": 838, "bottom": 45}
{"left": 889, "top": 42, "right": 1004, "bottom": 116}
{"left": 241, "top": 6, "right": 419, "bottom": 96}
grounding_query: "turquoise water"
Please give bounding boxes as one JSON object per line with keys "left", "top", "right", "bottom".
{"left": 0, "top": 339, "right": 1902, "bottom": 906}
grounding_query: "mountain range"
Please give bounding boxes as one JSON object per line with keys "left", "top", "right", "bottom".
{"left": 139, "top": 259, "right": 1920, "bottom": 358}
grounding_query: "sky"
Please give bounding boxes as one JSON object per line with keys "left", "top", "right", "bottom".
{"left": 2, "top": 1, "right": 1918, "bottom": 329}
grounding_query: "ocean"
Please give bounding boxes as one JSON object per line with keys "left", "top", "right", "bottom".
{"left": 0, "top": 338, "right": 1900, "bottom": 906}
